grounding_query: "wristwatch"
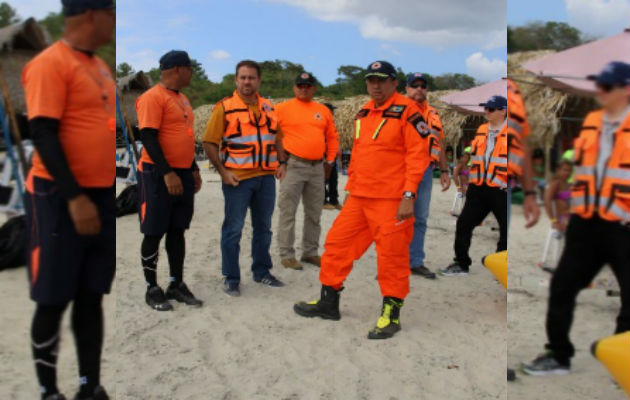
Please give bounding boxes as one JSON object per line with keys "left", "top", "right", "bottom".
{"left": 403, "top": 191, "right": 416, "bottom": 200}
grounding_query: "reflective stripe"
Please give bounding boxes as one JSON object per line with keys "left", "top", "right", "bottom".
{"left": 507, "top": 119, "right": 523, "bottom": 134}
{"left": 489, "top": 176, "right": 507, "bottom": 188}
{"left": 508, "top": 153, "right": 523, "bottom": 165}
{"left": 471, "top": 155, "right": 484, "bottom": 162}
{"left": 225, "top": 134, "right": 276, "bottom": 145}
{"left": 226, "top": 156, "right": 254, "bottom": 166}
{"left": 469, "top": 173, "right": 481, "bottom": 182}
{"left": 372, "top": 119, "right": 387, "bottom": 139}
{"left": 267, "top": 155, "right": 278, "bottom": 163}
{"left": 570, "top": 195, "right": 596, "bottom": 207}
{"left": 430, "top": 148, "right": 440, "bottom": 156}
{"left": 355, "top": 120, "right": 361, "bottom": 139}
{"left": 604, "top": 168, "right": 630, "bottom": 181}
{"left": 490, "top": 156, "right": 506, "bottom": 165}
{"left": 606, "top": 203, "right": 630, "bottom": 221}
{"left": 429, "top": 129, "right": 441, "bottom": 137}
{"left": 574, "top": 166, "right": 595, "bottom": 176}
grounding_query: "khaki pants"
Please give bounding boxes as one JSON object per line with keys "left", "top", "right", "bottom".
{"left": 277, "top": 157, "right": 325, "bottom": 259}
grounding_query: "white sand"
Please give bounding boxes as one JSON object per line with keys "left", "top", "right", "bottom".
{"left": 507, "top": 205, "right": 625, "bottom": 400}
{"left": 1, "top": 170, "right": 506, "bottom": 399}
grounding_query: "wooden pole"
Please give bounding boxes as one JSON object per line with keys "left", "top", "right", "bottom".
{"left": 0, "top": 64, "right": 28, "bottom": 177}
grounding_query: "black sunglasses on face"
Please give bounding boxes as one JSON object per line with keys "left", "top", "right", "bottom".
{"left": 484, "top": 107, "right": 497, "bottom": 112}
{"left": 595, "top": 83, "right": 628, "bottom": 93}
{"left": 409, "top": 81, "right": 428, "bottom": 89}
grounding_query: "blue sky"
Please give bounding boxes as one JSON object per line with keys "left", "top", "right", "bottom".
{"left": 115, "top": 0, "right": 507, "bottom": 85}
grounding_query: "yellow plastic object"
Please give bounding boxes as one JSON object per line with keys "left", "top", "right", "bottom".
{"left": 592, "top": 332, "right": 630, "bottom": 395}
{"left": 482, "top": 251, "right": 507, "bottom": 289}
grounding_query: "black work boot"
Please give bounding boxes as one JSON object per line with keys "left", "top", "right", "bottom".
{"left": 293, "top": 285, "right": 342, "bottom": 320}
{"left": 368, "top": 297, "right": 403, "bottom": 339}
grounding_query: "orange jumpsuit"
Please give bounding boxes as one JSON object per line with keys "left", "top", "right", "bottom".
{"left": 319, "top": 92, "right": 431, "bottom": 299}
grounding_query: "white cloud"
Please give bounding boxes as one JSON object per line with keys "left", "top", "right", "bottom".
{"left": 209, "top": 49, "right": 231, "bottom": 60}
{"left": 379, "top": 43, "right": 401, "bottom": 56}
{"left": 266, "top": 0, "right": 506, "bottom": 49}
{"left": 566, "top": 0, "right": 630, "bottom": 37}
{"left": 465, "top": 52, "right": 506, "bottom": 82}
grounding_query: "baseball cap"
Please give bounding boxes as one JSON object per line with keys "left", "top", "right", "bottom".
{"left": 479, "top": 95, "right": 507, "bottom": 110}
{"left": 62, "top": 0, "right": 115, "bottom": 16}
{"left": 295, "top": 72, "right": 317, "bottom": 86}
{"left": 159, "top": 50, "right": 192, "bottom": 70}
{"left": 406, "top": 72, "right": 428, "bottom": 86}
{"left": 365, "top": 61, "right": 397, "bottom": 80}
{"left": 586, "top": 61, "right": 630, "bottom": 87}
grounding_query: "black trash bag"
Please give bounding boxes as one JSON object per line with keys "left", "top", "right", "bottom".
{"left": 0, "top": 215, "right": 26, "bottom": 270}
{"left": 116, "top": 184, "right": 138, "bottom": 218}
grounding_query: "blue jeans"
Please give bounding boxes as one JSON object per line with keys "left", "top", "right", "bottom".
{"left": 221, "top": 175, "right": 276, "bottom": 283}
{"left": 409, "top": 165, "right": 433, "bottom": 267}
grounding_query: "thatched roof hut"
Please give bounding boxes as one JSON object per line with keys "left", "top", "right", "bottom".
{"left": 0, "top": 18, "right": 51, "bottom": 114}
{"left": 193, "top": 91, "right": 475, "bottom": 151}
{"left": 116, "top": 71, "right": 153, "bottom": 128}
{"left": 508, "top": 51, "right": 596, "bottom": 172}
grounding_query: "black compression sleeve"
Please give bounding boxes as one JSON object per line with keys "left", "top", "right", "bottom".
{"left": 140, "top": 128, "right": 172, "bottom": 175}
{"left": 29, "top": 117, "right": 82, "bottom": 199}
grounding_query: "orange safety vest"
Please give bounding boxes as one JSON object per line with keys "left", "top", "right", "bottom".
{"left": 418, "top": 101, "right": 443, "bottom": 165}
{"left": 571, "top": 110, "right": 630, "bottom": 222}
{"left": 469, "top": 123, "right": 508, "bottom": 189}
{"left": 220, "top": 91, "right": 279, "bottom": 170}
{"left": 507, "top": 79, "right": 528, "bottom": 177}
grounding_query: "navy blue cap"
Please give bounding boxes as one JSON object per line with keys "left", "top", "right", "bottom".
{"left": 479, "top": 95, "right": 507, "bottom": 110}
{"left": 365, "top": 61, "right": 397, "bottom": 80}
{"left": 587, "top": 61, "right": 630, "bottom": 87}
{"left": 159, "top": 50, "right": 192, "bottom": 70}
{"left": 406, "top": 72, "right": 428, "bottom": 86}
{"left": 295, "top": 72, "right": 316, "bottom": 85}
{"left": 62, "top": 0, "right": 115, "bottom": 16}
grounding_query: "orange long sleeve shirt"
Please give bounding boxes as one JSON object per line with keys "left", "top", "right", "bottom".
{"left": 346, "top": 91, "right": 431, "bottom": 199}
{"left": 275, "top": 98, "right": 339, "bottom": 162}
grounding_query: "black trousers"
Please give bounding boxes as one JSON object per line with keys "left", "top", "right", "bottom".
{"left": 545, "top": 215, "right": 630, "bottom": 363}
{"left": 454, "top": 184, "right": 507, "bottom": 268}
{"left": 324, "top": 162, "right": 339, "bottom": 205}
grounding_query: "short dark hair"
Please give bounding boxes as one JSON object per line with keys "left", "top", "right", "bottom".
{"left": 236, "top": 60, "right": 261, "bottom": 77}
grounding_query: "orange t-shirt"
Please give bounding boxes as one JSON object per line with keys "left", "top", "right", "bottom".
{"left": 22, "top": 41, "right": 116, "bottom": 188}
{"left": 136, "top": 84, "right": 195, "bottom": 170}
{"left": 276, "top": 98, "right": 339, "bottom": 161}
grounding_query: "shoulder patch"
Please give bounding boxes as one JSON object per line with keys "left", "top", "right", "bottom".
{"left": 354, "top": 109, "right": 369, "bottom": 120}
{"left": 407, "top": 112, "right": 430, "bottom": 137}
{"left": 383, "top": 104, "right": 406, "bottom": 119}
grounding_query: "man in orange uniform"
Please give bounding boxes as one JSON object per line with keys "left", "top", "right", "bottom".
{"left": 294, "top": 61, "right": 430, "bottom": 339}
{"left": 522, "top": 62, "right": 630, "bottom": 376}
{"left": 405, "top": 73, "right": 450, "bottom": 279}
{"left": 136, "top": 50, "right": 203, "bottom": 312}
{"left": 203, "top": 60, "right": 287, "bottom": 297}
{"left": 439, "top": 95, "right": 508, "bottom": 277}
{"left": 276, "top": 72, "right": 339, "bottom": 270}
{"left": 22, "top": 1, "right": 115, "bottom": 398}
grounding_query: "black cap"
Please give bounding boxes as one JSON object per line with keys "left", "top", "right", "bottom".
{"left": 295, "top": 72, "right": 316, "bottom": 86}
{"left": 365, "top": 60, "right": 397, "bottom": 80}
{"left": 479, "top": 95, "right": 507, "bottom": 110}
{"left": 62, "top": 0, "right": 115, "bottom": 16}
{"left": 406, "top": 72, "right": 428, "bottom": 86}
{"left": 587, "top": 61, "right": 630, "bottom": 87}
{"left": 159, "top": 50, "right": 192, "bottom": 70}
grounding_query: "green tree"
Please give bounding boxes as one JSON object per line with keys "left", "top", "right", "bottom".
{"left": 39, "top": 11, "right": 63, "bottom": 37}
{"left": 508, "top": 21, "right": 583, "bottom": 53}
{"left": 116, "top": 62, "right": 135, "bottom": 78}
{"left": 0, "top": 2, "right": 19, "bottom": 28}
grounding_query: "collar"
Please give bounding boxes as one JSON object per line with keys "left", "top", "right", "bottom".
{"left": 603, "top": 105, "right": 630, "bottom": 125}
{"left": 488, "top": 120, "right": 506, "bottom": 132}
{"left": 367, "top": 92, "right": 398, "bottom": 111}
{"left": 234, "top": 90, "right": 260, "bottom": 107}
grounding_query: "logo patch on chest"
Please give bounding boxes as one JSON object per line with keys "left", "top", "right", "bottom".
{"left": 314, "top": 112, "right": 322, "bottom": 120}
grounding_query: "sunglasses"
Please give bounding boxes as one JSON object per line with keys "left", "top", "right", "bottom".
{"left": 595, "top": 83, "right": 626, "bottom": 93}
{"left": 409, "top": 81, "right": 428, "bottom": 89}
{"left": 484, "top": 107, "right": 504, "bottom": 113}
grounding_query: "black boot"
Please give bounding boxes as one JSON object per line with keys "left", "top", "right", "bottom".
{"left": 294, "top": 285, "right": 342, "bottom": 320}
{"left": 368, "top": 297, "right": 403, "bottom": 339}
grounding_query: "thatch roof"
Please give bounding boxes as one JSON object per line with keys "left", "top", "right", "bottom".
{"left": 116, "top": 71, "right": 153, "bottom": 127}
{"left": 193, "top": 91, "right": 474, "bottom": 150}
{"left": 0, "top": 18, "right": 51, "bottom": 117}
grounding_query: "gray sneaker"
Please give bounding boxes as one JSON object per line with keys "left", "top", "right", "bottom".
{"left": 521, "top": 353, "right": 570, "bottom": 376}
{"left": 222, "top": 280, "right": 240, "bottom": 297}
{"left": 411, "top": 265, "right": 437, "bottom": 279}
{"left": 438, "top": 263, "right": 469, "bottom": 277}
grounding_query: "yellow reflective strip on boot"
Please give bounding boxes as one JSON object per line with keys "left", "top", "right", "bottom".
{"left": 306, "top": 300, "right": 319, "bottom": 305}
{"left": 376, "top": 303, "right": 393, "bottom": 329}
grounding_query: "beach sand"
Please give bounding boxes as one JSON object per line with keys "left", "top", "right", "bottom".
{"left": 507, "top": 204, "right": 625, "bottom": 400}
{"left": 1, "top": 169, "right": 506, "bottom": 399}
